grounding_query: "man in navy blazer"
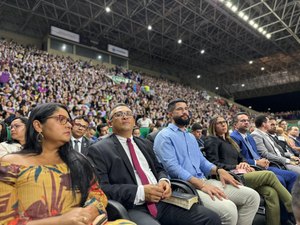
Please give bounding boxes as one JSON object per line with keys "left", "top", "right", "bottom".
{"left": 230, "top": 112, "right": 297, "bottom": 192}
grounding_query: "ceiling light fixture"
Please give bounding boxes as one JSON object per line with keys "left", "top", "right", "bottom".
{"left": 219, "top": 2, "right": 271, "bottom": 40}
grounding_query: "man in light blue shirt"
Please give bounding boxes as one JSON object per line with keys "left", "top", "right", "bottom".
{"left": 154, "top": 99, "right": 260, "bottom": 225}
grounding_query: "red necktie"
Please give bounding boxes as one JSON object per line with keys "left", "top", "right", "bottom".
{"left": 127, "top": 138, "right": 158, "bottom": 218}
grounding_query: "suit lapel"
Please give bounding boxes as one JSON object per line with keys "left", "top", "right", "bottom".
{"left": 111, "top": 134, "right": 137, "bottom": 183}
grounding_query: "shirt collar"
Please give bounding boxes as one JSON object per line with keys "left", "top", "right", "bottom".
{"left": 116, "top": 134, "right": 133, "bottom": 143}
{"left": 71, "top": 136, "right": 83, "bottom": 143}
{"left": 168, "top": 123, "right": 187, "bottom": 132}
{"left": 238, "top": 132, "right": 247, "bottom": 139}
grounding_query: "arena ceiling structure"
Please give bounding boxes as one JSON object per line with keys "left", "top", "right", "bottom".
{"left": 1, "top": 0, "right": 300, "bottom": 100}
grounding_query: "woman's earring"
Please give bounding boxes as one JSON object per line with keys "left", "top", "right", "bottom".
{"left": 37, "top": 132, "right": 44, "bottom": 143}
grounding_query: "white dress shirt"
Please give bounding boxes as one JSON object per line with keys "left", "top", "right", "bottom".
{"left": 71, "top": 136, "right": 83, "bottom": 153}
{"left": 116, "top": 135, "right": 164, "bottom": 205}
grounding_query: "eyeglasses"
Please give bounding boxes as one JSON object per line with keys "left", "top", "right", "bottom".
{"left": 73, "top": 122, "right": 88, "bottom": 130}
{"left": 111, "top": 111, "right": 133, "bottom": 119}
{"left": 47, "top": 115, "right": 72, "bottom": 125}
{"left": 10, "top": 124, "right": 25, "bottom": 130}
{"left": 216, "top": 121, "right": 227, "bottom": 125}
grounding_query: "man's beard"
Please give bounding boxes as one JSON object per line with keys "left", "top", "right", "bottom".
{"left": 268, "top": 129, "right": 276, "bottom": 134}
{"left": 174, "top": 115, "right": 190, "bottom": 126}
{"left": 238, "top": 127, "right": 248, "bottom": 134}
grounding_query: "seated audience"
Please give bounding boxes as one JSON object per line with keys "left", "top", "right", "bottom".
{"left": 88, "top": 103, "right": 221, "bottom": 225}
{"left": 96, "top": 123, "right": 110, "bottom": 141}
{"left": 275, "top": 126, "right": 299, "bottom": 157}
{"left": 251, "top": 115, "right": 300, "bottom": 174}
{"left": 137, "top": 114, "right": 153, "bottom": 128}
{"left": 132, "top": 126, "right": 141, "bottom": 137}
{"left": 0, "top": 117, "right": 28, "bottom": 157}
{"left": 0, "top": 121, "right": 8, "bottom": 142}
{"left": 230, "top": 112, "right": 297, "bottom": 193}
{"left": 191, "top": 123, "right": 204, "bottom": 149}
{"left": 0, "top": 102, "right": 135, "bottom": 225}
{"left": 154, "top": 99, "right": 260, "bottom": 225}
{"left": 205, "top": 115, "right": 293, "bottom": 225}
{"left": 71, "top": 116, "right": 91, "bottom": 155}
{"left": 288, "top": 126, "right": 300, "bottom": 152}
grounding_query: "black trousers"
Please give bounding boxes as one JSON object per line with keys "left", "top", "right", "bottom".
{"left": 128, "top": 202, "right": 221, "bottom": 225}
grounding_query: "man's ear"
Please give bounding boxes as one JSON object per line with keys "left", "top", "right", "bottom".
{"left": 107, "top": 118, "right": 113, "bottom": 127}
{"left": 32, "top": 120, "right": 43, "bottom": 133}
{"left": 167, "top": 111, "right": 172, "bottom": 119}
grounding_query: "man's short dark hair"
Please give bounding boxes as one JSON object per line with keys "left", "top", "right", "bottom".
{"left": 97, "top": 123, "right": 108, "bottom": 132}
{"left": 73, "top": 115, "right": 89, "bottom": 124}
{"left": 167, "top": 98, "right": 187, "bottom": 112}
{"left": 254, "top": 115, "right": 268, "bottom": 128}
{"left": 191, "top": 123, "right": 203, "bottom": 131}
{"left": 232, "top": 112, "right": 249, "bottom": 125}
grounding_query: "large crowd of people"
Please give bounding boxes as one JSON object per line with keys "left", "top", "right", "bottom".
{"left": 1, "top": 38, "right": 300, "bottom": 225}
{"left": 0, "top": 38, "right": 254, "bottom": 130}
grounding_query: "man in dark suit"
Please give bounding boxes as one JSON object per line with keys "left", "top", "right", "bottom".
{"left": 71, "top": 115, "right": 91, "bottom": 155}
{"left": 88, "top": 103, "right": 220, "bottom": 225}
{"left": 230, "top": 112, "right": 297, "bottom": 193}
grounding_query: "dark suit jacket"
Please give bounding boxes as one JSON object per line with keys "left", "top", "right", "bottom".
{"left": 204, "top": 136, "right": 245, "bottom": 170}
{"left": 230, "top": 130, "right": 260, "bottom": 165}
{"left": 87, "top": 134, "right": 168, "bottom": 209}
{"left": 71, "top": 136, "right": 91, "bottom": 156}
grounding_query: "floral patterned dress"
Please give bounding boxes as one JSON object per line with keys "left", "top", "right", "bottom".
{"left": 0, "top": 162, "right": 135, "bottom": 225}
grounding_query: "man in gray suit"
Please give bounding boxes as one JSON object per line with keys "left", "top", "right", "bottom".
{"left": 251, "top": 115, "right": 300, "bottom": 174}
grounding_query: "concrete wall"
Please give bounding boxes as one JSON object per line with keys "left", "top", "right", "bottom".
{"left": 0, "top": 29, "right": 43, "bottom": 49}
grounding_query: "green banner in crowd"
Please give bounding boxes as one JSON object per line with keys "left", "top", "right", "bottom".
{"left": 109, "top": 75, "right": 131, "bottom": 84}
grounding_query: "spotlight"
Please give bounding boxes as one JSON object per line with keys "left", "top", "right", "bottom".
{"left": 147, "top": 25, "right": 152, "bottom": 30}
{"left": 231, "top": 5, "right": 238, "bottom": 12}
{"left": 177, "top": 39, "right": 182, "bottom": 44}
{"left": 105, "top": 7, "right": 111, "bottom": 13}
{"left": 238, "top": 11, "right": 245, "bottom": 18}
{"left": 225, "top": 1, "right": 233, "bottom": 8}
{"left": 200, "top": 49, "right": 205, "bottom": 54}
{"left": 242, "top": 15, "right": 249, "bottom": 21}
{"left": 249, "top": 60, "right": 253, "bottom": 64}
